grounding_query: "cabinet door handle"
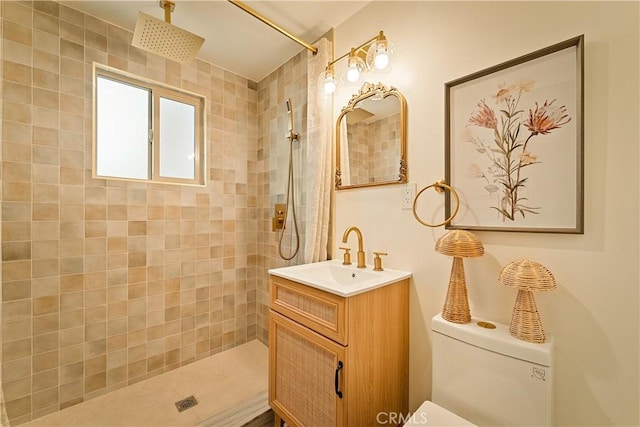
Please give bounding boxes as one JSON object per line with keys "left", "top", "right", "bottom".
{"left": 334, "top": 360, "right": 343, "bottom": 399}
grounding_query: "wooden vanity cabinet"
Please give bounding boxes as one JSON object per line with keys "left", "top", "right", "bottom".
{"left": 268, "top": 275, "right": 409, "bottom": 427}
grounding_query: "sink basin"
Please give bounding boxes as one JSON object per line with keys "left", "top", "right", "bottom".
{"left": 268, "top": 260, "right": 412, "bottom": 297}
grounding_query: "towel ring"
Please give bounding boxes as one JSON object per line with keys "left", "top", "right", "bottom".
{"left": 412, "top": 180, "right": 460, "bottom": 228}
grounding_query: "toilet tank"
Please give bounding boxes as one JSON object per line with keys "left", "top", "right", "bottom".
{"left": 431, "top": 314, "right": 553, "bottom": 426}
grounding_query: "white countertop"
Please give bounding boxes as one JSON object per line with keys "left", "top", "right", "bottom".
{"left": 268, "top": 259, "right": 412, "bottom": 297}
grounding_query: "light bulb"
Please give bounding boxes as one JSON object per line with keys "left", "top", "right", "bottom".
{"left": 323, "top": 74, "right": 336, "bottom": 94}
{"left": 344, "top": 48, "right": 365, "bottom": 84}
{"left": 346, "top": 65, "right": 361, "bottom": 83}
{"left": 374, "top": 49, "right": 389, "bottom": 70}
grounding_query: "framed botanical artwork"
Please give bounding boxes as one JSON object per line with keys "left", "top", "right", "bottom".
{"left": 445, "top": 35, "right": 584, "bottom": 233}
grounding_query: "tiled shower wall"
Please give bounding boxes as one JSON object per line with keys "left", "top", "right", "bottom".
{"left": 255, "top": 51, "right": 308, "bottom": 343}
{"left": 1, "top": 1, "right": 259, "bottom": 424}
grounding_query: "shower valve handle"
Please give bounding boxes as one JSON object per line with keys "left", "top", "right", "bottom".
{"left": 286, "top": 131, "right": 300, "bottom": 142}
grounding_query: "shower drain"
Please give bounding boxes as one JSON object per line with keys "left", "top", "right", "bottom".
{"left": 175, "top": 395, "right": 199, "bottom": 412}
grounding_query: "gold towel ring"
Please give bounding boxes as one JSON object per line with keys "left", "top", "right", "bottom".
{"left": 412, "top": 180, "right": 460, "bottom": 228}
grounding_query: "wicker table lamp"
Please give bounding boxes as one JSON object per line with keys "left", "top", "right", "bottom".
{"left": 435, "top": 230, "right": 484, "bottom": 324}
{"left": 498, "top": 259, "right": 556, "bottom": 343}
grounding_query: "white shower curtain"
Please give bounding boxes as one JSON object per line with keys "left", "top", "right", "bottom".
{"left": 304, "top": 37, "right": 333, "bottom": 263}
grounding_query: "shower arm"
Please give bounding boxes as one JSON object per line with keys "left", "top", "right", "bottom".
{"left": 160, "top": 0, "right": 175, "bottom": 24}
{"left": 227, "top": 0, "right": 318, "bottom": 55}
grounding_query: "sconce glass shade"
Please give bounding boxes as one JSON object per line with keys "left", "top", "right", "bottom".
{"left": 322, "top": 67, "right": 337, "bottom": 94}
{"left": 366, "top": 32, "right": 395, "bottom": 72}
{"left": 345, "top": 48, "right": 366, "bottom": 83}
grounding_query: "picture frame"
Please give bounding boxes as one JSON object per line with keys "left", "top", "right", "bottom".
{"left": 445, "top": 35, "right": 584, "bottom": 233}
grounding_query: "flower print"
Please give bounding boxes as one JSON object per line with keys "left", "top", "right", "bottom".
{"left": 519, "top": 151, "right": 538, "bottom": 166}
{"left": 468, "top": 100, "right": 497, "bottom": 130}
{"left": 525, "top": 99, "right": 571, "bottom": 135}
{"left": 493, "top": 83, "right": 513, "bottom": 104}
{"left": 516, "top": 79, "right": 535, "bottom": 94}
{"left": 467, "top": 81, "right": 571, "bottom": 221}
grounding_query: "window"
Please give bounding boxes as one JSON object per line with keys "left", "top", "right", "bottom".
{"left": 93, "top": 65, "right": 205, "bottom": 185}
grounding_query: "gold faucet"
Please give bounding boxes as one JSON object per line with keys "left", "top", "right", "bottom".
{"left": 342, "top": 226, "right": 366, "bottom": 268}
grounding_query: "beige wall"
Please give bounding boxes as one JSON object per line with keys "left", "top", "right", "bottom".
{"left": 332, "top": 2, "right": 639, "bottom": 426}
{"left": 0, "top": 1, "right": 259, "bottom": 424}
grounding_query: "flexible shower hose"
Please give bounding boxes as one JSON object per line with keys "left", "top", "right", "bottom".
{"left": 278, "top": 130, "right": 300, "bottom": 261}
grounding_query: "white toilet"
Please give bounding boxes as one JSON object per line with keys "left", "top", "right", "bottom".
{"left": 406, "top": 313, "right": 553, "bottom": 426}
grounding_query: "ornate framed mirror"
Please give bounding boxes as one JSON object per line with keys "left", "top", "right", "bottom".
{"left": 335, "top": 82, "right": 407, "bottom": 190}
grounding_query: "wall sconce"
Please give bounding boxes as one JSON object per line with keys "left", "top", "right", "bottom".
{"left": 321, "top": 30, "right": 395, "bottom": 94}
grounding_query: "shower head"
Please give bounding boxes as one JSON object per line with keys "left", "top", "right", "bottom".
{"left": 285, "top": 98, "right": 293, "bottom": 132}
{"left": 285, "top": 98, "right": 299, "bottom": 141}
{"left": 132, "top": 1, "right": 204, "bottom": 63}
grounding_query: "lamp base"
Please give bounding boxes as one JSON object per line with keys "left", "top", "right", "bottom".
{"left": 442, "top": 257, "right": 471, "bottom": 324}
{"left": 510, "top": 289, "right": 546, "bottom": 343}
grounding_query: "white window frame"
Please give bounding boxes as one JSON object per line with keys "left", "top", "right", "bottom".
{"left": 93, "top": 64, "right": 206, "bottom": 186}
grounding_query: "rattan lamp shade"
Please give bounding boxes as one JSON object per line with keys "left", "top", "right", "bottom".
{"left": 499, "top": 259, "right": 556, "bottom": 343}
{"left": 435, "top": 230, "right": 484, "bottom": 324}
{"left": 435, "top": 230, "right": 485, "bottom": 258}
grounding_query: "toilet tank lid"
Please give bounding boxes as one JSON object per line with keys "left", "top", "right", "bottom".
{"left": 431, "top": 314, "right": 552, "bottom": 367}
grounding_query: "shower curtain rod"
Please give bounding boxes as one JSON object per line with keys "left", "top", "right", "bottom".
{"left": 227, "top": 0, "right": 318, "bottom": 55}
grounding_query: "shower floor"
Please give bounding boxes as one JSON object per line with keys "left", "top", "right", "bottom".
{"left": 22, "top": 340, "right": 269, "bottom": 427}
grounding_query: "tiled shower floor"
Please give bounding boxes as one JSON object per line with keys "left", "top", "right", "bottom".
{"left": 22, "top": 340, "right": 269, "bottom": 427}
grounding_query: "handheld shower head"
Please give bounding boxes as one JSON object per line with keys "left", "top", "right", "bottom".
{"left": 285, "top": 98, "right": 293, "bottom": 132}
{"left": 284, "top": 99, "right": 299, "bottom": 142}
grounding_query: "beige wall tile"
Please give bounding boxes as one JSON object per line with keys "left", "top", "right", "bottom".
{"left": 60, "top": 20, "right": 83, "bottom": 44}
{"left": 32, "top": 387, "right": 59, "bottom": 411}
{"left": 60, "top": 4, "right": 84, "bottom": 25}
{"left": 3, "top": 141, "right": 31, "bottom": 163}
{"left": 3, "top": 357, "right": 32, "bottom": 384}
{"left": 4, "top": 80, "right": 32, "bottom": 103}
{"left": 34, "top": 1, "right": 60, "bottom": 18}
{"left": 3, "top": 317, "right": 32, "bottom": 342}
{"left": 3, "top": 39, "right": 33, "bottom": 66}
{"left": 33, "top": 295, "right": 59, "bottom": 316}
{"left": 60, "top": 361, "right": 85, "bottom": 384}
{"left": 31, "top": 221, "right": 58, "bottom": 241}
{"left": 33, "top": 331, "right": 59, "bottom": 355}
{"left": 5, "top": 395, "right": 31, "bottom": 419}
{"left": 33, "top": 368, "right": 59, "bottom": 393}
{"left": 2, "top": 241, "right": 31, "bottom": 261}
{"left": 3, "top": 260, "right": 31, "bottom": 282}
{"left": 4, "top": 61, "right": 32, "bottom": 85}
{"left": 4, "top": 2, "right": 32, "bottom": 23}
{"left": 3, "top": 338, "right": 32, "bottom": 362}
{"left": 60, "top": 39, "right": 84, "bottom": 60}
{"left": 33, "top": 203, "right": 60, "bottom": 220}
{"left": 33, "top": 313, "right": 59, "bottom": 336}
{"left": 59, "top": 379, "right": 83, "bottom": 403}
{"left": 3, "top": 376, "right": 32, "bottom": 401}
{"left": 32, "top": 125, "right": 59, "bottom": 148}
{"left": 32, "top": 277, "right": 60, "bottom": 299}
{"left": 60, "top": 273, "right": 84, "bottom": 293}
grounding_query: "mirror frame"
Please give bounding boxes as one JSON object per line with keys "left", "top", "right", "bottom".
{"left": 335, "top": 82, "right": 407, "bottom": 190}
